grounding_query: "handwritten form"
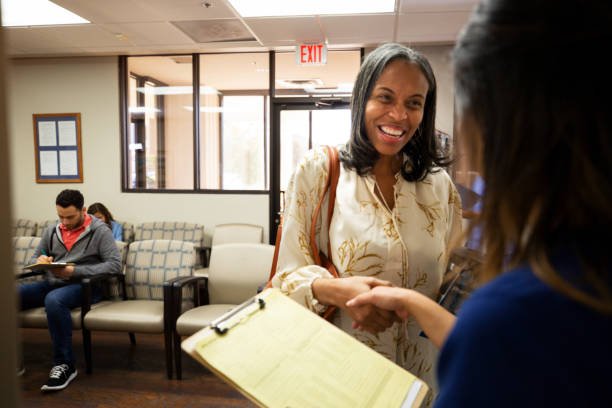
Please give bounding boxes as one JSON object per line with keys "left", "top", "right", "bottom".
{"left": 191, "top": 289, "right": 422, "bottom": 408}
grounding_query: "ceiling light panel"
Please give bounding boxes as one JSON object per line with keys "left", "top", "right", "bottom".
{"left": 227, "top": 0, "right": 395, "bottom": 18}
{"left": 1, "top": 0, "right": 89, "bottom": 27}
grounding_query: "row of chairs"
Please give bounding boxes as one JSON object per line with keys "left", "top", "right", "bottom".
{"left": 14, "top": 237, "right": 273, "bottom": 380}
{"left": 13, "top": 219, "right": 265, "bottom": 269}
{"left": 12, "top": 219, "right": 264, "bottom": 247}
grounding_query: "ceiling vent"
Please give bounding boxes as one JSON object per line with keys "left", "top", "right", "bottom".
{"left": 276, "top": 78, "right": 324, "bottom": 88}
{"left": 172, "top": 19, "right": 256, "bottom": 43}
{"left": 169, "top": 56, "right": 193, "bottom": 64}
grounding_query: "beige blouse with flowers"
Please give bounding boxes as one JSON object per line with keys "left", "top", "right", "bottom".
{"left": 272, "top": 146, "right": 462, "bottom": 398}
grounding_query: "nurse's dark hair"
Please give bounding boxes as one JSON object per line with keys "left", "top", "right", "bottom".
{"left": 453, "top": 0, "right": 612, "bottom": 313}
{"left": 339, "top": 43, "right": 450, "bottom": 182}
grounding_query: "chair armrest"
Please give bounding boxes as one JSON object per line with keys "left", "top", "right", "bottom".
{"left": 79, "top": 273, "right": 117, "bottom": 328}
{"left": 163, "top": 276, "right": 208, "bottom": 333}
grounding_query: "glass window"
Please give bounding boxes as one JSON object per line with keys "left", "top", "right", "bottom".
{"left": 199, "top": 53, "right": 269, "bottom": 190}
{"left": 275, "top": 50, "right": 361, "bottom": 97}
{"left": 126, "top": 56, "right": 194, "bottom": 189}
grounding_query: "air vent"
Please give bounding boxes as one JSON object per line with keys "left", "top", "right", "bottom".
{"left": 172, "top": 19, "right": 256, "bottom": 43}
{"left": 276, "top": 79, "right": 324, "bottom": 88}
{"left": 169, "top": 56, "right": 192, "bottom": 64}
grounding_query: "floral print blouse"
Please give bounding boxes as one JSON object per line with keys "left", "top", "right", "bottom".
{"left": 272, "top": 146, "right": 462, "bottom": 399}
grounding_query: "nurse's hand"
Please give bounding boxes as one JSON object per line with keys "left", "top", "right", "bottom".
{"left": 312, "top": 276, "right": 400, "bottom": 334}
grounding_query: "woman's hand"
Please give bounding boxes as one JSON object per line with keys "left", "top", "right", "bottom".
{"left": 347, "top": 286, "right": 457, "bottom": 349}
{"left": 347, "top": 286, "right": 414, "bottom": 322}
{"left": 312, "top": 276, "right": 400, "bottom": 335}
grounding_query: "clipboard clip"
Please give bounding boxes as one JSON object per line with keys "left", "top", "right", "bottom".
{"left": 212, "top": 296, "right": 266, "bottom": 335}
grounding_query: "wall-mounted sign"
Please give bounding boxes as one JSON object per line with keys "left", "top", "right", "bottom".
{"left": 33, "top": 113, "right": 83, "bottom": 183}
{"left": 296, "top": 43, "right": 327, "bottom": 65}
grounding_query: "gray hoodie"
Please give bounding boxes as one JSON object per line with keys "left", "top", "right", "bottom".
{"left": 31, "top": 215, "right": 122, "bottom": 285}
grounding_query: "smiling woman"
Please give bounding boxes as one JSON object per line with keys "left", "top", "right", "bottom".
{"left": 271, "top": 43, "right": 462, "bottom": 404}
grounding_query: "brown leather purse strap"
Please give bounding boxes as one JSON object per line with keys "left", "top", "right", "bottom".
{"left": 268, "top": 223, "right": 282, "bottom": 281}
{"left": 309, "top": 146, "right": 340, "bottom": 271}
{"left": 268, "top": 146, "right": 340, "bottom": 283}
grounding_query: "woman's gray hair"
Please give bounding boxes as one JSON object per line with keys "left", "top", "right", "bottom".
{"left": 340, "top": 43, "right": 448, "bottom": 181}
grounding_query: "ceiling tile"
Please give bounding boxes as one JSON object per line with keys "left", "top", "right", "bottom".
{"left": 320, "top": 15, "right": 394, "bottom": 44}
{"left": 399, "top": 0, "right": 477, "bottom": 13}
{"left": 397, "top": 12, "right": 471, "bottom": 43}
{"left": 5, "top": 26, "right": 122, "bottom": 49}
{"left": 53, "top": 0, "right": 236, "bottom": 23}
{"left": 100, "top": 22, "right": 195, "bottom": 46}
{"left": 244, "top": 17, "right": 323, "bottom": 45}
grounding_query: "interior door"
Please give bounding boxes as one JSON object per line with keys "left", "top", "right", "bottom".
{"left": 269, "top": 100, "right": 351, "bottom": 243}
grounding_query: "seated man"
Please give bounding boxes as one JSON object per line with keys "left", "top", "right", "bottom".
{"left": 18, "top": 189, "right": 121, "bottom": 392}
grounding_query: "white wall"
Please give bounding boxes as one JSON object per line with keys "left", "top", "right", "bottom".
{"left": 7, "top": 57, "right": 269, "bottom": 244}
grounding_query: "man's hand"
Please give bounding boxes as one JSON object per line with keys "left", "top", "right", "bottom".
{"left": 312, "top": 276, "right": 400, "bottom": 335}
{"left": 52, "top": 265, "right": 74, "bottom": 279}
{"left": 36, "top": 255, "right": 53, "bottom": 264}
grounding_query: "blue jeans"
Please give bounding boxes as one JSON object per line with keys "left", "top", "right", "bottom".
{"left": 19, "top": 281, "right": 101, "bottom": 365}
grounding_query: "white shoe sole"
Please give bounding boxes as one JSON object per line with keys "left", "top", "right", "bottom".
{"left": 40, "top": 369, "right": 77, "bottom": 392}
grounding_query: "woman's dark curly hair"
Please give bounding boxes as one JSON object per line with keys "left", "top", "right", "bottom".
{"left": 339, "top": 43, "right": 450, "bottom": 181}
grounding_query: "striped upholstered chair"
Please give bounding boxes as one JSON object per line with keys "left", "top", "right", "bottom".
{"left": 117, "top": 221, "right": 135, "bottom": 243}
{"left": 83, "top": 239, "right": 197, "bottom": 379}
{"left": 12, "top": 219, "right": 38, "bottom": 237}
{"left": 133, "top": 222, "right": 204, "bottom": 247}
{"left": 35, "top": 219, "right": 58, "bottom": 237}
{"left": 13, "top": 236, "right": 44, "bottom": 284}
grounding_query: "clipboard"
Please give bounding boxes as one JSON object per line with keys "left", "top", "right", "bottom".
{"left": 182, "top": 288, "right": 429, "bottom": 408}
{"left": 23, "top": 262, "right": 74, "bottom": 271}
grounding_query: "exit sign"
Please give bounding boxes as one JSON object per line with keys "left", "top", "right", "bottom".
{"left": 296, "top": 43, "right": 327, "bottom": 65}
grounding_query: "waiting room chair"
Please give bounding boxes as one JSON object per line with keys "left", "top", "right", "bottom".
{"left": 171, "top": 243, "right": 274, "bottom": 379}
{"left": 211, "top": 223, "right": 263, "bottom": 246}
{"left": 36, "top": 219, "right": 57, "bottom": 237}
{"left": 13, "top": 219, "right": 37, "bottom": 237}
{"left": 83, "top": 239, "right": 197, "bottom": 379}
{"left": 118, "top": 221, "right": 135, "bottom": 243}
{"left": 197, "top": 223, "right": 264, "bottom": 277}
{"left": 135, "top": 221, "right": 205, "bottom": 267}
{"left": 134, "top": 222, "right": 204, "bottom": 247}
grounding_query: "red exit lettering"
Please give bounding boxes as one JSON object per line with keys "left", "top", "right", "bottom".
{"left": 298, "top": 44, "right": 326, "bottom": 65}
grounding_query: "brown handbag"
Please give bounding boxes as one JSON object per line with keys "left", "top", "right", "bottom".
{"left": 266, "top": 145, "right": 341, "bottom": 320}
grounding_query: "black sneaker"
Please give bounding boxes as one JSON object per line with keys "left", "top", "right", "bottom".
{"left": 40, "top": 363, "right": 77, "bottom": 392}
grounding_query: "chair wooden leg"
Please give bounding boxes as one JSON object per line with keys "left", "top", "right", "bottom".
{"left": 164, "top": 329, "right": 173, "bottom": 379}
{"left": 174, "top": 330, "right": 183, "bottom": 380}
{"left": 128, "top": 332, "right": 136, "bottom": 344}
{"left": 82, "top": 328, "right": 92, "bottom": 374}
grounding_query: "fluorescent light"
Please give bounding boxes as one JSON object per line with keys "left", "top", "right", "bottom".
{"left": 184, "top": 106, "right": 224, "bottom": 113}
{"left": 1, "top": 0, "right": 90, "bottom": 27}
{"left": 135, "top": 86, "right": 220, "bottom": 95}
{"left": 128, "top": 107, "right": 161, "bottom": 114}
{"left": 227, "top": 0, "right": 395, "bottom": 17}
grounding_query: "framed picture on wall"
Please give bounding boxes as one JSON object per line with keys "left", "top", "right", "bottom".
{"left": 32, "top": 113, "right": 83, "bottom": 183}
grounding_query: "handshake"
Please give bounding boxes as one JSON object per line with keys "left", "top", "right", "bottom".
{"left": 312, "top": 276, "right": 453, "bottom": 349}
